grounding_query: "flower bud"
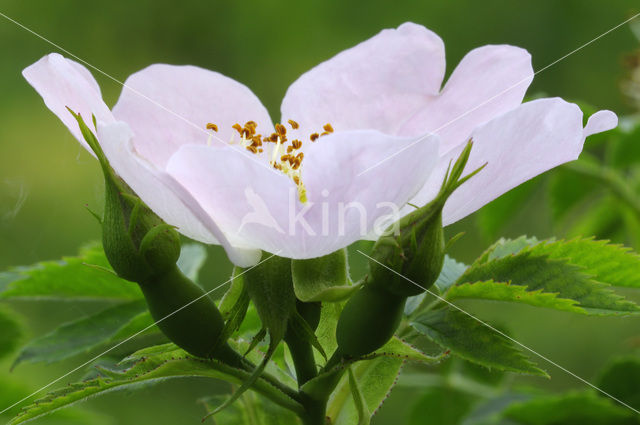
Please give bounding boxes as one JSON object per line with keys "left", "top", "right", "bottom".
{"left": 369, "top": 141, "right": 480, "bottom": 297}
{"left": 70, "top": 111, "right": 240, "bottom": 364}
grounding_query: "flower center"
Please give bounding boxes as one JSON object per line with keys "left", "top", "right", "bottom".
{"left": 205, "top": 119, "right": 334, "bottom": 204}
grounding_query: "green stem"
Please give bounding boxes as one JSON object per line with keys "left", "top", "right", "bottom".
{"left": 285, "top": 334, "right": 318, "bottom": 386}
{"left": 238, "top": 357, "right": 302, "bottom": 404}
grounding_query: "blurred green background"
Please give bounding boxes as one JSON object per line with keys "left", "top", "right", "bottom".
{"left": 1, "top": 0, "right": 640, "bottom": 423}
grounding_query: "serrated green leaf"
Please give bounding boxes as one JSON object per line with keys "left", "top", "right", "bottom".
{"left": 109, "top": 311, "right": 157, "bottom": 341}
{"left": 176, "top": 243, "right": 207, "bottom": 282}
{"left": 446, "top": 280, "right": 584, "bottom": 313}
{"left": 9, "top": 344, "right": 303, "bottom": 425}
{"left": 412, "top": 308, "right": 546, "bottom": 376}
{"left": 370, "top": 337, "right": 443, "bottom": 365}
{"left": 1, "top": 242, "right": 141, "bottom": 301}
{"left": 528, "top": 238, "right": 640, "bottom": 289}
{"left": 475, "top": 236, "right": 540, "bottom": 264}
{"left": 503, "top": 391, "right": 637, "bottom": 425}
{"left": 291, "top": 249, "right": 357, "bottom": 302}
{"left": 13, "top": 300, "right": 147, "bottom": 367}
{"left": 596, "top": 357, "right": 640, "bottom": 411}
{"left": 0, "top": 307, "right": 22, "bottom": 360}
{"left": 461, "top": 244, "right": 640, "bottom": 315}
{"left": 327, "top": 357, "right": 403, "bottom": 425}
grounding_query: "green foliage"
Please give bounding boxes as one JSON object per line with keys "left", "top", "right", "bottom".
{"left": 200, "top": 392, "right": 301, "bottom": 425}
{"left": 0, "top": 242, "right": 141, "bottom": 301}
{"left": 596, "top": 357, "right": 640, "bottom": 412}
{"left": 12, "top": 300, "right": 148, "bottom": 367}
{"left": 527, "top": 238, "right": 640, "bottom": 289}
{"left": 347, "top": 366, "right": 371, "bottom": 425}
{"left": 503, "top": 392, "right": 638, "bottom": 425}
{"left": 408, "top": 386, "right": 476, "bottom": 425}
{"left": 0, "top": 307, "right": 22, "bottom": 360}
{"left": 412, "top": 308, "right": 547, "bottom": 377}
{"left": 327, "top": 357, "right": 403, "bottom": 425}
{"left": 292, "top": 249, "right": 358, "bottom": 302}
{"left": 371, "top": 337, "right": 443, "bottom": 365}
{"left": 446, "top": 280, "right": 583, "bottom": 313}
{"left": 459, "top": 239, "right": 640, "bottom": 315}
{"left": 10, "top": 344, "right": 304, "bottom": 425}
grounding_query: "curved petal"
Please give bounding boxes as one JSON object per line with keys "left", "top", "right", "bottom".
{"left": 298, "top": 130, "right": 440, "bottom": 257}
{"left": 281, "top": 22, "right": 445, "bottom": 136}
{"left": 165, "top": 144, "right": 295, "bottom": 255}
{"left": 112, "top": 64, "right": 273, "bottom": 169}
{"left": 400, "top": 45, "right": 533, "bottom": 152}
{"left": 584, "top": 110, "right": 618, "bottom": 137}
{"left": 166, "top": 130, "right": 439, "bottom": 259}
{"left": 22, "top": 53, "right": 114, "bottom": 152}
{"left": 96, "top": 121, "right": 261, "bottom": 267}
{"left": 408, "top": 98, "right": 617, "bottom": 226}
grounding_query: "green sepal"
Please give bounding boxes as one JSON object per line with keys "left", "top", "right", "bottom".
{"left": 243, "top": 255, "right": 297, "bottom": 345}
{"left": 287, "top": 309, "right": 327, "bottom": 360}
{"left": 244, "top": 328, "right": 267, "bottom": 357}
{"left": 292, "top": 249, "right": 358, "bottom": 302}
{"left": 70, "top": 109, "right": 181, "bottom": 282}
{"left": 369, "top": 140, "right": 482, "bottom": 297}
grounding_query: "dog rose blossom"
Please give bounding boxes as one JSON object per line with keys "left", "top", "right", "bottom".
{"left": 23, "top": 22, "right": 616, "bottom": 266}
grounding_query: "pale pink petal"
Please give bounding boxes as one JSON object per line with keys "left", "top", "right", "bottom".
{"left": 409, "top": 98, "right": 616, "bottom": 226}
{"left": 165, "top": 145, "right": 294, "bottom": 255}
{"left": 584, "top": 110, "right": 618, "bottom": 137}
{"left": 22, "top": 53, "right": 114, "bottom": 151}
{"left": 166, "top": 131, "right": 439, "bottom": 259}
{"left": 97, "top": 121, "right": 261, "bottom": 267}
{"left": 400, "top": 45, "right": 533, "bottom": 152}
{"left": 298, "top": 130, "right": 440, "bottom": 256}
{"left": 112, "top": 64, "right": 273, "bottom": 169}
{"left": 280, "top": 22, "right": 445, "bottom": 136}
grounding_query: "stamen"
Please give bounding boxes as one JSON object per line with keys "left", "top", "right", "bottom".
{"left": 232, "top": 123, "right": 243, "bottom": 135}
{"left": 275, "top": 124, "right": 287, "bottom": 136}
{"left": 203, "top": 118, "right": 333, "bottom": 204}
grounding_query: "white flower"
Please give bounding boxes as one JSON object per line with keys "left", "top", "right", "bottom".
{"left": 23, "top": 22, "right": 616, "bottom": 266}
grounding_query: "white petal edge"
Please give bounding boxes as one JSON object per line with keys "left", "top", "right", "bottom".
{"left": 96, "top": 121, "right": 262, "bottom": 267}
{"left": 438, "top": 98, "right": 618, "bottom": 225}
{"left": 23, "top": 53, "right": 114, "bottom": 153}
